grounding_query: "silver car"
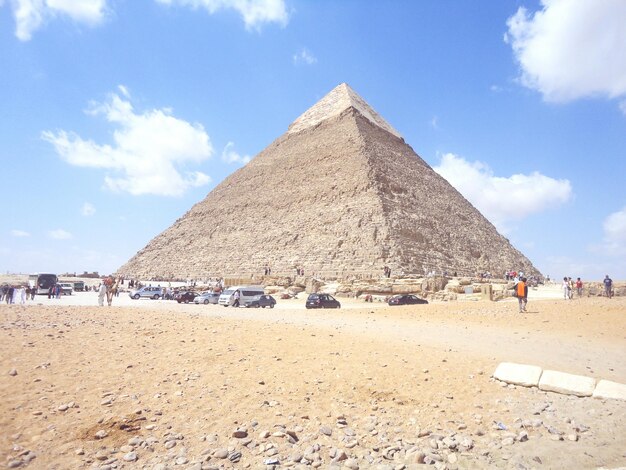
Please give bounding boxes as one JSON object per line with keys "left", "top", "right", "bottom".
{"left": 129, "top": 286, "right": 163, "bottom": 300}
{"left": 194, "top": 292, "right": 220, "bottom": 305}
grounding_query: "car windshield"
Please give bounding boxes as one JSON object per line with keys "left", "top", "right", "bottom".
{"left": 308, "top": 294, "right": 319, "bottom": 300}
{"left": 223, "top": 289, "right": 235, "bottom": 295}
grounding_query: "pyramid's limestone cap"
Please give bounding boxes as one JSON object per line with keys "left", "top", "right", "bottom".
{"left": 288, "top": 83, "right": 402, "bottom": 139}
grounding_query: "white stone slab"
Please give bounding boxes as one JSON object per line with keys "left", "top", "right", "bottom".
{"left": 593, "top": 379, "right": 626, "bottom": 401}
{"left": 538, "top": 370, "right": 596, "bottom": 397}
{"left": 493, "top": 362, "right": 542, "bottom": 387}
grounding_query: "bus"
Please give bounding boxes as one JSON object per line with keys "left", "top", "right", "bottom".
{"left": 28, "top": 273, "right": 58, "bottom": 295}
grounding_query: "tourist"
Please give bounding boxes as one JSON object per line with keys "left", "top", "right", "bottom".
{"left": 232, "top": 289, "right": 240, "bottom": 307}
{"left": 576, "top": 277, "right": 583, "bottom": 297}
{"left": 603, "top": 275, "right": 613, "bottom": 299}
{"left": 567, "top": 277, "right": 574, "bottom": 300}
{"left": 98, "top": 282, "right": 106, "bottom": 306}
{"left": 516, "top": 277, "right": 528, "bottom": 313}
{"left": 6, "top": 286, "right": 14, "bottom": 304}
{"left": 562, "top": 277, "right": 571, "bottom": 300}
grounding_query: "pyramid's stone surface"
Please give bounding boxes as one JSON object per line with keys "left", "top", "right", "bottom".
{"left": 288, "top": 83, "right": 402, "bottom": 139}
{"left": 117, "top": 84, "right": 540, "bottom": 280}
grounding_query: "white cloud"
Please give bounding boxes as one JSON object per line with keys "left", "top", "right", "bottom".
{"left": 429, "top": 116, "right": 438, "bottom": 130}
{"left": 48, "top": 228, "right": 73, "bottom": 240}
{"left": 505, "top": 0, "right": 626, "bottom": 108}
{"left": 42, "top": 87, "right": 213, "bottom": 197}
{"left": 293, "top": 48, "right": 317, "bottom": 65}
{"left": 81, "top": 202, "right": 96, "bottom": 216}
{"left": 593, "top": 206, "right": 626, "bottom": 257}
{"left": 10, "top": 0, "right": 107, "bottom": 41}
{"left": 221, "top": 141, "right": 251, "bottom": 165}
{"left": 11, "top": 229, "right": 30, "bottom": 237}
{"left": 433, "top": 153, "right": 573, "bottom": 232}
{"left": 155, "top": 0, "right": 288, "bottom": 30}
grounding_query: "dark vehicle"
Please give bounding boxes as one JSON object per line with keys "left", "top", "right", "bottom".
{"left": 176, "top": 291, "right": 197, "bottom": 303}
{"left": 245, "top": 294, "right": 276, "bottom": 308}
{"left": 73, "top": 281, "right": 86, "bottom": 292}
{"left": 306, "top": 293, "right": 341, "bottom": 309}
{"left": 387, "top": 294, "right": 428, "bottom": 306}
{"left": 194, "top": 292, "right": 220, "bottom": 305}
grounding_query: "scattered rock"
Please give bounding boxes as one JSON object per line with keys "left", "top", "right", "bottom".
{"left": 213, "top": 449, "right": 229, "bottom": 459}
{"left": 320, "top": 425, "right": 332, "bottom": 436}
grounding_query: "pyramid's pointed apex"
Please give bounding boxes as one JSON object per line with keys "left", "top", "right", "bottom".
{"left": 288, "top": 83, "right": 402, "bottom": 138}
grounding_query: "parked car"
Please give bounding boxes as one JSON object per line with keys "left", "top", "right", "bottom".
{"left": 176, "top": 291, "right": 198, "bottom": 303}
{"left": 245, "top": 294, "right": 276, "bottom": 308}
{"left": 387, "top": 294, "right": 428, "bottom": 306}
{"left": 305, "top": 293, "right": 341, "bottom": 309}
{"left": 129, "top": 286, "right": 163, "bottom": 300}
{"left": 194, "top": 292, "right": 220, "bottom": 305}
{"left": 59, "top": 283, "right": 73, "bottom": 295}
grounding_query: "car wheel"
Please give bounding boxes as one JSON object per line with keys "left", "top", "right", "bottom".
{"left": 270, "top": 304, "right": 274, "bottom": 308}
{"left": 152, "top": 294, "right": 159, "bottom": 300}
{"left": 133, "top": 294, "right": 140, "bottom": 300}
{"left": 203, "top": 299, "right": 209, "bottom": 305}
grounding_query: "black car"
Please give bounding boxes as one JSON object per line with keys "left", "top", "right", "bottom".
{"left": 176, "top": 291, "right": 197, "bottom": 303}
{"left": 387, "top": 294, "right": 428, "bottom": 306}
{"left": 245, "top": 294, "right": 276, "bottom": 308}
{"left": 306, "top": 293, "right": 341, "bottom": 309}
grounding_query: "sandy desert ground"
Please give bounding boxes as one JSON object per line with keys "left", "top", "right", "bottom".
{"left": 1, "top": 292, "right": 625, "bottom": 469}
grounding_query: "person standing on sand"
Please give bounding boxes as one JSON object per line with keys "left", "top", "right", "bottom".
{"left": 231, "top": 289, "right": 240, "bottom": 307}
{"left": 98, "top": 282, "right": 106, "bottom": 306}
{"left": 514, "top": 277, "right": 528, "bottom": 312}
{"left": 562, "top": 277, "right": 571, "bottom": 300}
{"left": 603, "top": 275, "right": 613, "bottom": 299}
{"left": 576, "top": 278, "right": 583, "bottom": 297}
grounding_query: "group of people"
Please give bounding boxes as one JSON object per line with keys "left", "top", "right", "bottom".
{"left": 0, "top": 285, "right": 35, "bottom": 304}
{"left": 562, "top": 277, "right": 584, "bottom": 299}
{"left": 561, "top": 275, "right": 613, "bottom": 299}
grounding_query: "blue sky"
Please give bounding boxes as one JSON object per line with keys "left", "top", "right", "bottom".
{"left": 1, "top": 0, "right": 625, "bottom": 280}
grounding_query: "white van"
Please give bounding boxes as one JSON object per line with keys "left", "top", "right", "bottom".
{"left": 218, "top": 286, "right": 265, "bottom": 307}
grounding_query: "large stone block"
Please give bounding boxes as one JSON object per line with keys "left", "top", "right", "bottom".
{"left": 538, "top": 370, "right": 596, "bottom": 397}
{"left": 493, "top": 362, "right": 542, "bottom": 387}
{"left": 593, "top": 380, "right": 626, "bottom": 400}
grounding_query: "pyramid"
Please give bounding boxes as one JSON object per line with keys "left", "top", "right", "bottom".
{"left": 117, "top": 83, "right": 540, "bottom": 280}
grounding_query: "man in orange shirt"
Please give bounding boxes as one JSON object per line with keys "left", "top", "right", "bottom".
{"left": 516, "top": 277, "right": 528, "bottom": 313}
